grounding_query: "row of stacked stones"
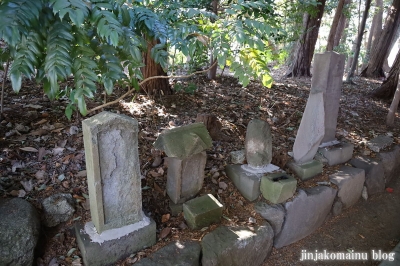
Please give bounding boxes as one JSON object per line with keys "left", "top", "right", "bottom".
{"left": 226, "top": 119, "right": 297, "bottom": 204}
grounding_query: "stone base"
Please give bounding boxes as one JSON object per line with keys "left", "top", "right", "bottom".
{"left": 260, "top": 173, "right": 297, "bottom": 204}
{"left": 226, "top": 164, "right": 280, "bottom": 201}
{"left": 318, "top": 142, "right": 354, "bottom": 166}
{"left": 75, "top": 217, "right": 156, "bottom": 266}
{"left": 183, "top": 194, "right": 223, "bottom": 230}
{"left": 287, "top": 160, "right": 323, "bottom": 180}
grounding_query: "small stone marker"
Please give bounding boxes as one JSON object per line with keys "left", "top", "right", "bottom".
{"left": 183, "top": 194, "right": 223, "bottom": 230}
{"left": 166, "top": 151, "right": 206, "bottom": 204}
{"left": 260, "top": 173, "right": 297, "bottom": 204}
{"left": 155, "top": 123, "right": 212, "bottom": 204}
{"left": 245, "top": 119, "right": 272, "bottom": 167}
{"left": 76, "top": 111, "right": 156, "bottom": 266}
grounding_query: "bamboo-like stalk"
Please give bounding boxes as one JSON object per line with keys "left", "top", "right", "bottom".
{"left": 1, "top": 59, "right": 10, "bottom": 119}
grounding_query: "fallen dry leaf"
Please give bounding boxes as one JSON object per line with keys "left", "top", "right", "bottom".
{"left": 161, "top": 213, "right": 170, "bottom": 223}
{"left": 19, "top": 147, "right": 38, "bottom": 152}
{"left": 159, "top": 227, "right": 171, "bottom": 239}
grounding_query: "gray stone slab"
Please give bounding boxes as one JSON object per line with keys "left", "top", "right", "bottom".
{"left": 311, "top": 52, "right": 345, "bottom": 143}
{"left": 245, "top": 119, "right": 272, "bottom": 167}
{"left": 169, "top": 201, "right": 183, "bottom": 216}
{"left": 134, "top": 241, "right": 201, "bottom": 266}
{"left": 379, "top": 242, "right": 400, "bottom": 266}
{"left": 183, "top": 194, "right": 223, "bottom": 230}
{"left": 0, "top": 198, "right": 40, "bottom": 266}
{"left": 287, "top": 160, "right": 323, "bottom": 180}
{"left": 378, "top": 145, "right": 400, "bottom": 184}
{"left": 350, "top": 156, "right": 385, "bottom": 195}
{"left": 274, "top": 186, "right": 337, "bottom": 248}
{"left": 329, "top": 166, "right": 365, "bottom": 209}
{"left": 166, "top": 152, "right": 206, "bottom": 204}
{"left": 293, "top": 92, "right": 325, "bottom": 164}
{"left": 42, "top": 193, "right": 75, "bottom": 227}
{"left": 254, "top": 202, "right": 285, "bottom": 235}
{"left": 367, "top": 135, "right": 393, "bottom": 152}
{"left": 318, "top": 142, "right": 354, "bottom": 166}
{"left": 225, "top": 164, "right": 261, "bottom": 201}
{"left": 75, "top": 217, "right": 156, "bottom": 266}
{"left": 154, "top": 123, "right": 212, "bottom": 159}
{"left": 202, "top": 223, "right": 274, "bottom": 266}
{"left": 82, "top": 111, "right": 143, "bottom": 233}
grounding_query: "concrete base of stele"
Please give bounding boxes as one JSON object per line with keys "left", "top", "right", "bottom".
{"left": 318, "top": 142, "right": 354, "bottom": 166}
{"left": 75, "top": 214, "right": 156, "bottom": 266}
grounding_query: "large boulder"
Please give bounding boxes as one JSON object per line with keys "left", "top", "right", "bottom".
{"left": 42, "top": 193, "right": 75, "bottom": 227}
{"left": 378, "top": 145, "right": 400, "bottom": 184}
{"left": 274, "top": 186, "right": 337, "bottom": 248}
{"left": 254, "top": 202, "right": 285, "bottom": 235}
{"left": 201, "top": 223, "right": 274, "bottom": 266}
{"left": 134, "top": 241, "right": 201, "bottom": 266}
{"left": 349, "top": 156, "right": 385, "bottom": 195}
{"left": 0, "top": 198, "right": 40, "bottom": 266}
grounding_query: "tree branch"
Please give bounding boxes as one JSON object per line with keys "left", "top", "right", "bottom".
{"left": 87, "top": 60, "right": 218, "bottom": 114}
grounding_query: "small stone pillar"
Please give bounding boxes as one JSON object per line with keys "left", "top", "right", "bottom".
{"left": 75, "top": 112, "right": 156, "bottom": 266}
{"left": 154, "top": 123, "right": 212, "bottom": 205}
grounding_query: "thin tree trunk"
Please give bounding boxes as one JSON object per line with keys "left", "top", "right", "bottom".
{"left": 333, "top": 0, "right": 352, "bottom": 48}
{"left": 327, "top": 0, "right": 346, "bottom": 51}
{"left": 386, "top": 77, "right": 400, "bottom": 126}
{"left": 208, "top": 0, "right": 218, "bottom": 80}
{"left": 371, "top": 48, "right": 400, "bottom": 99}
{"left": 346, "top": 0, "right": 372, "bottom": 82}
{"left": 361, "top": 0, "right": 400, "bottom": 78}
{"left": 363, "top": 0, "right": 383, "bottom": 69}
{"left": 141, "top": 38, "right": 172, "bottom": 96}
{"left": 286, "top": 0, "right": 326, "bottom": 77}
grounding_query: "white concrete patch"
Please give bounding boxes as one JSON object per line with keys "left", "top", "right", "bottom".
{"left": 83, "top": 213, "right": 151, "bottom": 244}
{"left": 241, "top": 164, "right": 280, "bottom": 174}
{"left": 319, "top": 139, "right": 340, "bottom": 148}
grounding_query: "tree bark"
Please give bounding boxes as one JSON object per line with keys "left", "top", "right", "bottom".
{"left": 195, "top": 114, "right": 222, "bottom": 140}
{"left": 286, "top": 0, "right": 326, "bottom": 77}
{"left": 208, "top": 0, "right": 218, "bottom": 80}
{"left": 333, "top": 0, "right": 352, "bottom": 48}
{"left": 326, "top": 0, "right": 347, "bottom": 51}
{"left": 361, "top": 0, "right": 400, "bottom": 78}
{"left": 346, "top": 0, "right": 372, "bottom": 82}
{"left": 371, "top": 49, "right": 400, "bottom": 99}
{"left": 141, "top": 38, "right": 172, "bottom": 96}
{"left": 363, "top": 0, "right": 383, "bottom": 69}
{"left": 386, "top": 78, "right": 400, "bottom": 126}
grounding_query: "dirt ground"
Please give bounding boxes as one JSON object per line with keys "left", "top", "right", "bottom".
{"left": 0, "top": 70, "right": 399, "bottom": 265}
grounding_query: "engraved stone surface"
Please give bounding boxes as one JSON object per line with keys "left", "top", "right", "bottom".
{"left": 82, "top": 111, "right": 143, "bottom": 233}
{"left": 293, "top": 92, "right": 325, "bottom": 164}
{"left": 245, "top": 119, "right": 273, "bottom": 167}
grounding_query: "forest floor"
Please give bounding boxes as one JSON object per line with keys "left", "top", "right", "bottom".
{"left": 0, "top": 69, "right": 399, "bottom": 266}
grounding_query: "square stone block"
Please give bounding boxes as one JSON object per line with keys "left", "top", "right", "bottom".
{"left": 169, "top": 201, "right": 183, "bottom": 216}
{"left": 318, "top": 142, "right": 354, "bottom": 166}
{"left": 183, "top": 194, "right": 223, "bottom": 230}
{"left": 287, "top": 160, "right": 323, "bottom": 180}
{"left": 225, "top": 164, "right": 261, "bottom": 201}
{"left": 75, "top": 216, "right": 156, "bottom": 266}
{"left": 260, "top": 173, "right": 297, "bottom": 204}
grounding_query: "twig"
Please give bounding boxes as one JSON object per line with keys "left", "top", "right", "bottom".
{"left": 1, "top": 59, "right": 10, "bottom": 119}
{"left": 88, "top": 60, "right": 218, "bottom": 114}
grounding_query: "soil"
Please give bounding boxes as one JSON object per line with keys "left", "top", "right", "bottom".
{"left": 0, "top": 70, "right": 399, "bottom": 266}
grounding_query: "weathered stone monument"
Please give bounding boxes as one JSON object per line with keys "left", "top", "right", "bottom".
{"left": 76, "top": 111, "right": 156, "bottom": 266}
{"left": 288, "top": 52, "right": 350, "bottom": 179}
{"left": 154, "top": 123, "right": 212, "bottom": 209}
{"left": 226, "top": 119, "right": 293, "bottom": 202}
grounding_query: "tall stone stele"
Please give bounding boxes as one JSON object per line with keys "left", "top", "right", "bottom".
{"left": 75, "top": 111, "right": 156, "bottom": 266}
{"left": 288, "top": 52, "right": 347, "bottom": 179}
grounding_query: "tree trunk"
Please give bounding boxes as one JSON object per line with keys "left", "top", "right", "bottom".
{"left": 141, "top": 38, "right": 172, "bottom": 96}
{"left": 346, "top": 0, "right": 372, "bottom": 82}
{"left": 386, "top": 78, "right": 400, "bottom": 126}
{"left": 208, "top": 0, "right": 218, "bottom": 80}
{"left": 371, "top": 49, "right": 400, "bottom": 99}
{"left": 384, "top": 27, "right": 400, "bottom": 72}
{"left": 195, "top": 114, "right": 222, "bottom": 140}
{"left": 361, "top": 0, "right": 400, "bottom": 78}
{"left": 326, "top": 0, "right": 347, "bottom": 51}
{"left": 333, "top": 0, "right": 352, "bottom": 48}
{"left": 363, "top": 0, "right": 383, "bottom": 69}
{"left": 286, "top": 0, "right": 326, "bottom": 77}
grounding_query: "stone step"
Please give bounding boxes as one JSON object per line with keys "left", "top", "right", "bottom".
{"left": 183, "top": 194, "right": 223, "bottom": 230}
